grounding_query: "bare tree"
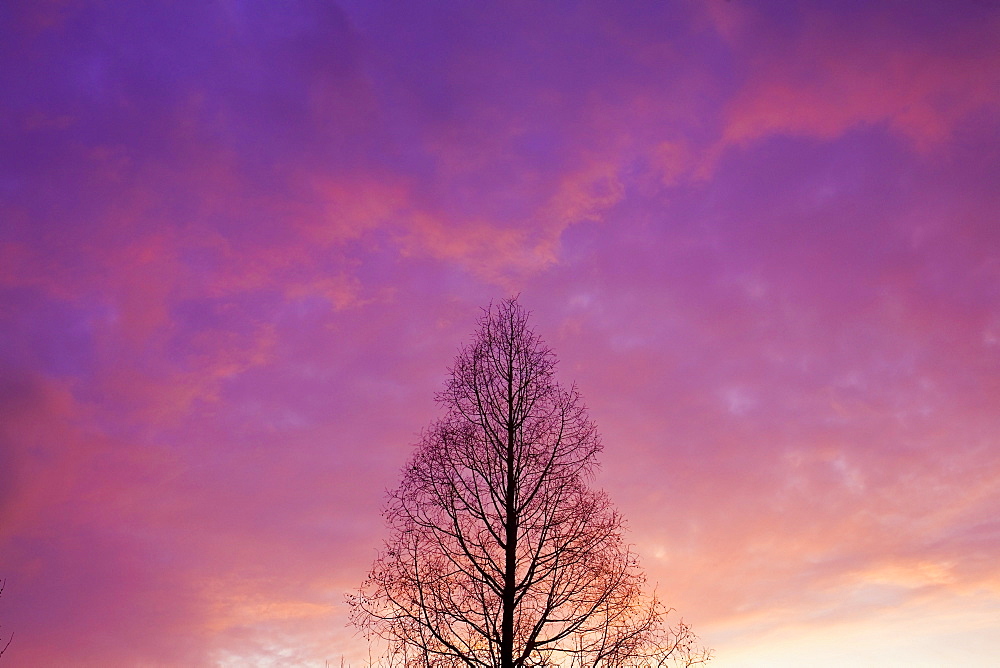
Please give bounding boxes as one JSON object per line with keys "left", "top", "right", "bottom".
{"left": 350, "top": 298, "right": 711, "bottom": 667}
{"left": 0, "top": 579, "right": 10, "bottom": 660}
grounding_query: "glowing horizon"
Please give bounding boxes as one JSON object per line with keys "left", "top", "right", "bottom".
{"left": 1, "top": 1, "right": 998, "bottom": 665}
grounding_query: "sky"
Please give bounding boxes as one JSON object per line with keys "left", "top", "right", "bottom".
{"left": 1, "top": 0, "right": 999, "bottom": 665}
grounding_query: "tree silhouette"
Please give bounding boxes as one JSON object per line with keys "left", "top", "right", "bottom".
{"left": 0, "top": 579, "right": 10, "bottom": 660}
{"left": 350, "top": 298, "right": 711, "bottom": 667}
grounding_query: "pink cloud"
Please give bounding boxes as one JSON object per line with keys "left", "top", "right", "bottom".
{"left": 703, "top": 3, "right": 1000, "bottom": 170}
{"left": 2, "top": 1, "right": 998, "bottom": 664}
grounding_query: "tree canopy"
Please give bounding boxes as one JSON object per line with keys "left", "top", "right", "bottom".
{"left": 350, "top": 298, "right": 710, "bottom": 667}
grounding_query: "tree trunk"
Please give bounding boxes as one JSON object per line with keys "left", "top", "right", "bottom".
{"left": 501, "top": 367, "right": 517, "bottom": 668}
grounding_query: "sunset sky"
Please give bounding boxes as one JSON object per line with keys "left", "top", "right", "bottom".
{"left": 2, "top": 1, "right": 999, "bottom": 665}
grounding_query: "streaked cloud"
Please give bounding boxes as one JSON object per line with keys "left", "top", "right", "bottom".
{"left": 1, "top": 0, "right": 998, "bottom": 665}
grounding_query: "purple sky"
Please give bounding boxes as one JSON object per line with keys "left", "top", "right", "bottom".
{"left": 2, "top": 1, "right": 999, "bottom": 665}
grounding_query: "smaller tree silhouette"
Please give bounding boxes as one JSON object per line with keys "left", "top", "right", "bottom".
{"left": 0, "top": 579, "right": 10, "bottom": 659}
